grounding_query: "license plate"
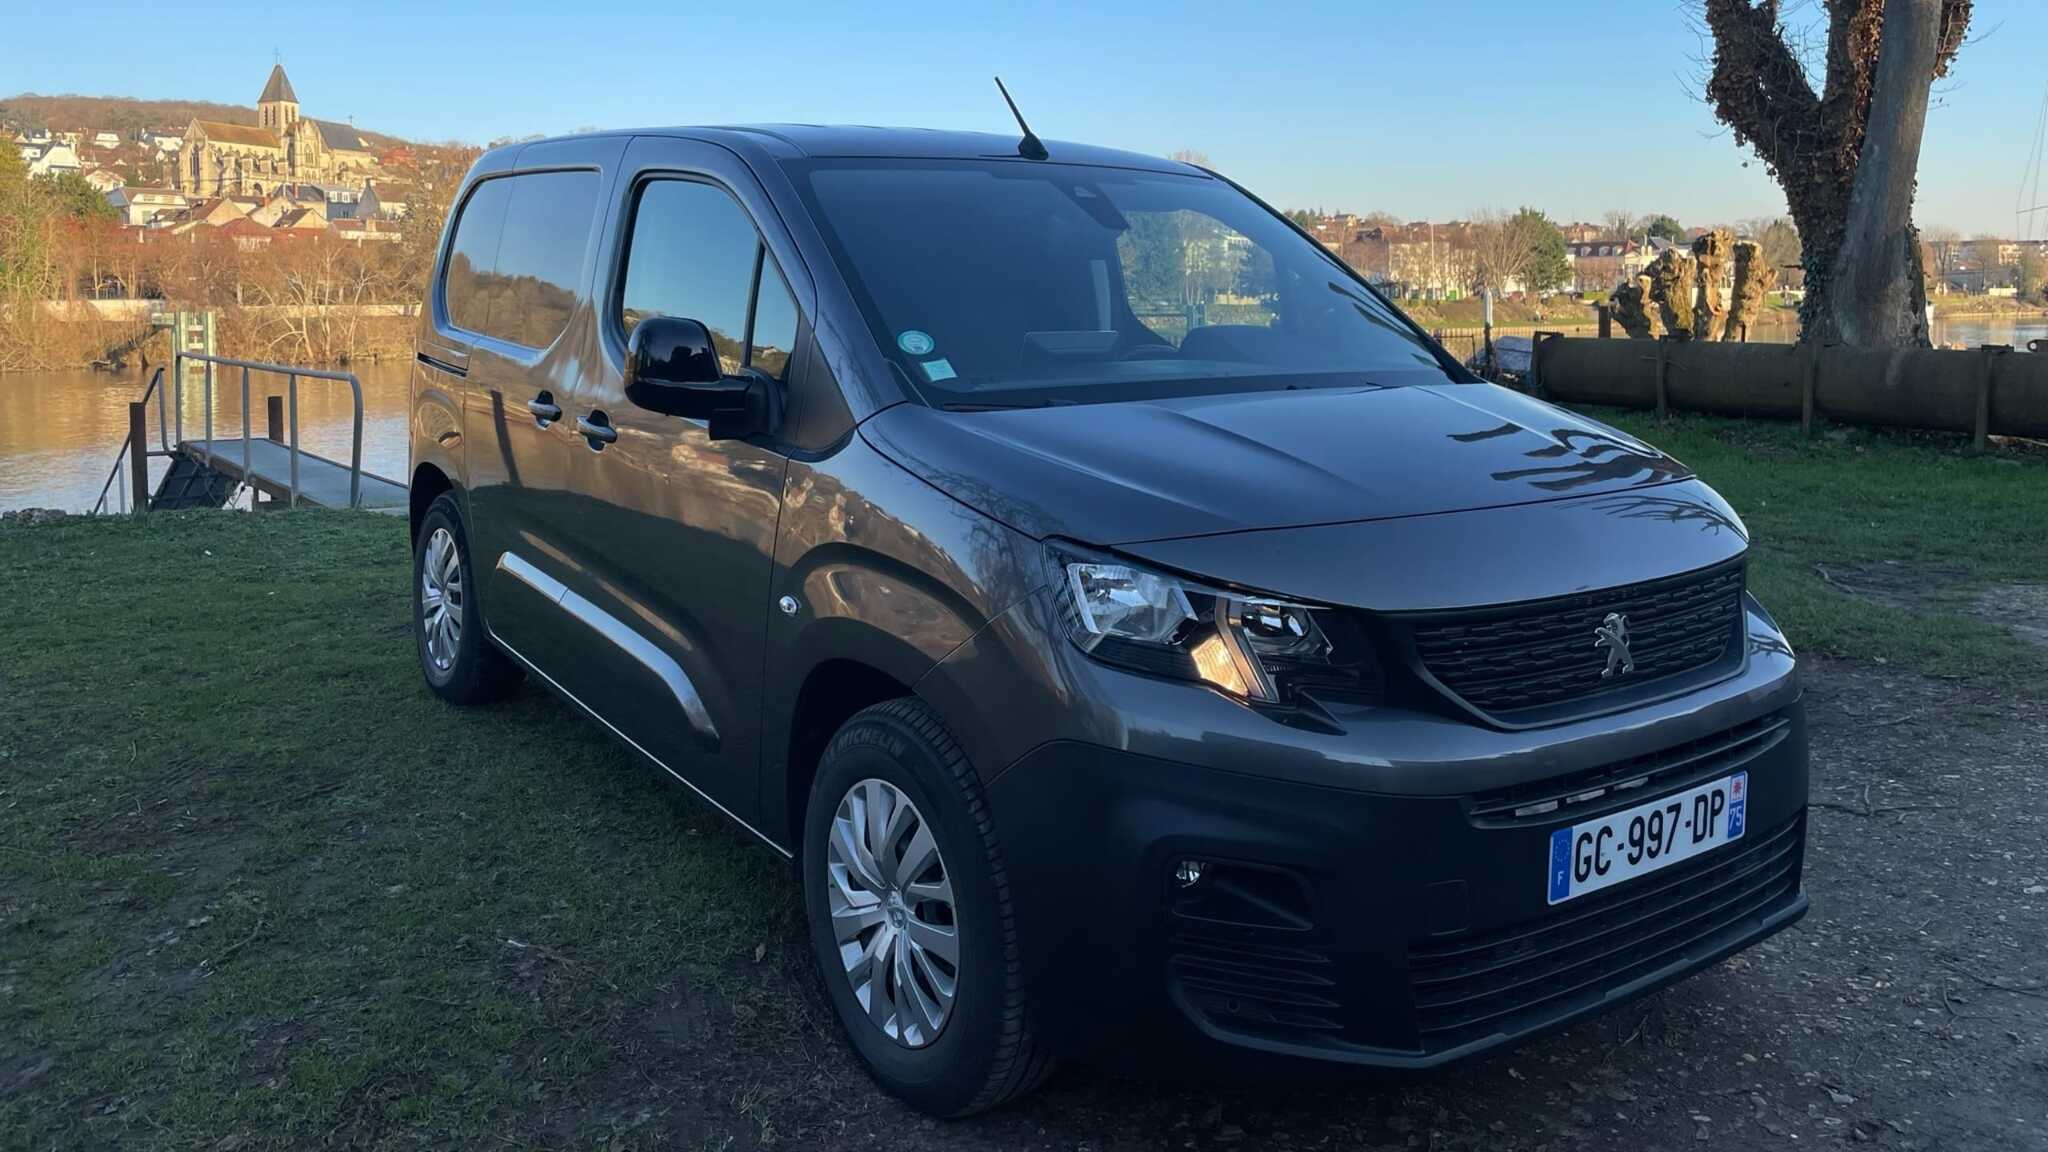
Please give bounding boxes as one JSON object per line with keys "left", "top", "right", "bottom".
{"left": 1546, "top": 772, "right": 1747, "bottom": 905}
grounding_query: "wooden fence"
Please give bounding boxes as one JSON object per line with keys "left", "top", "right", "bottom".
{"left": 1528, "top": 336, "right": 2048, "bottom": 447}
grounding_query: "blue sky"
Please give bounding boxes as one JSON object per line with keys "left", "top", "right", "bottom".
{"left": 17, "top": 1, "right": 2048, "bottom": 234}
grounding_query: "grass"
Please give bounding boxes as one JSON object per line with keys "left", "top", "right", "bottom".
{"left": 1402, "top": 296, "right": 1599, "bottom": 331}
{"left": 0, "top": 512, "right": 816, "bottom": 1148}
{"left": 1592, "top": 408, "right": 2048, "bottom": 676}
{"left": 1, "top": 410, "right": 2043, "bottom": 1146}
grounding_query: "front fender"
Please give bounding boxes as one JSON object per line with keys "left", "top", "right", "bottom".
{"left": 764, "top": 436, "right": 1043, "bottom": 839}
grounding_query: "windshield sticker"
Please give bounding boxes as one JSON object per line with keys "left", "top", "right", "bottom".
{"left": 921, "top": 358, "right": 956, "bottom": 382}
{"left": 897, "top": 330, "right": 936, "bottom": 356}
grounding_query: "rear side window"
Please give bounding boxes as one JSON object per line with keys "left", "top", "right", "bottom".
{"left": 619, "top": 179, "right": 800, "bottom": 381}
{"left": 442, "top": 178, "right": 510, "bottom": 336}
{"left": 442, "top": 170, "right": 600, "bottom": 350}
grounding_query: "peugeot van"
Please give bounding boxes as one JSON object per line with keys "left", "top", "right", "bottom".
{"left": 408, "top": 124, "right": 1808, "bottom": 1116}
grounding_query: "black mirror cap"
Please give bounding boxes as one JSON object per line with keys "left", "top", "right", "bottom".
{"left": 626, "top": 315, "right": 724, "bottom": 394}
{"left": 623, "top": 315, "right": 781, "bottom": 440}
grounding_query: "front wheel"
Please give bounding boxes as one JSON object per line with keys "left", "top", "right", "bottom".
{"left": 802, "top": 698, "right": 1053, "bottom": 1115}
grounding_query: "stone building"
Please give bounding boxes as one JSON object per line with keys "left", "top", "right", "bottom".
{"left": 173, "top": 65, "right": 379, "bottom": 199}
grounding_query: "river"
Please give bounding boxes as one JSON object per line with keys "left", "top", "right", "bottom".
{"left": 1742, "top": 313, "right": 2048, "bottom": 350}
{"left": 1, "top": 363, "right": 414, "bottom": 513}
{"left": 4, "top": 314, "right": 2047, "bottom": 513}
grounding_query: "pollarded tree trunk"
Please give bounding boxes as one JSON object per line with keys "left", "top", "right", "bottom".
{"left": 1692, "top": 229, "right": 1734, "bottom": 340}
{"left": 1828, "top": 0, "right": 1939, "bottom": 345}
{"left": 1704, "top": 0, "right": 1970, "bottom": 349}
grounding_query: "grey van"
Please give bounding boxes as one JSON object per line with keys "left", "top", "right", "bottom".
{"left": 409, "top": 125, "right": 1808, "bottom": 1116}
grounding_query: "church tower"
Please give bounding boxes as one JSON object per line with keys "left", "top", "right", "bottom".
{"left": 258, "top": 64, "right": 299, "bottom": 132}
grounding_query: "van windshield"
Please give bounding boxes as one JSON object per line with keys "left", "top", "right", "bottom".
{"left": 787, "top": 158, "right": 1461, "bottom": 408}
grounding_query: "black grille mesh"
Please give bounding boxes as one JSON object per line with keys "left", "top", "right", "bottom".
{"left": 1407, "top": 815, "right": 1803, "bottom": 1051}
{"left": 1169, "top": 934, "right": 1344, "bottom": 1038}
{"left": 1408, "top": 561, "right": 1744, "bottom": 716}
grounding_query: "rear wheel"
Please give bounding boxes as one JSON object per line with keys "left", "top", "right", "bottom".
{"left": 412, "top": 492, "right": 521, "bottom": 704}
{"left": 802, "top": 698, "right": 1053, "bottom": 1115}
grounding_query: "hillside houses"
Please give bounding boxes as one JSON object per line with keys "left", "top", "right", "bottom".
{"left": 8, "top": 120, "right": 406, "bottom": 239}
{"left": 17, "top": 126, "right": 176, "bottom": 189}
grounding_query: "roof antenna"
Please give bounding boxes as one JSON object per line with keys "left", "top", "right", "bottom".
{"left": 994, "top": 77, "right": 1048, "bottom": 160}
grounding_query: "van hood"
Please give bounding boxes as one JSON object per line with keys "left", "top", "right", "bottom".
{"left": 859, "top": 381, "right": 1692, "bottom": 546}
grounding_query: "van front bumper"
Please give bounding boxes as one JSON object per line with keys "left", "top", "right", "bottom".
{"left": 981, "top": 689, "right": 1809, "bottom": 1069}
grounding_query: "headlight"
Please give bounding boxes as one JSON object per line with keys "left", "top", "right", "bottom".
{"left": 1061, "top": 556, "right": 1376, "bottom": 704}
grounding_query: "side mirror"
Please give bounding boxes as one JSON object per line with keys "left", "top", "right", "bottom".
{"left": 623, "top": 315, "right": 776, "bottom": 439}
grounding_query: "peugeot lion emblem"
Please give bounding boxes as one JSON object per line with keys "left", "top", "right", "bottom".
{"left": 1594, "top": 612, "right": 1636, "bottom": 678}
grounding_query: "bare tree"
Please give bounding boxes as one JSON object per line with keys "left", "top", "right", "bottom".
{"left": 1922, "top": 224, "right": 1964, "bottom": 288}
{"left": 1703, "top": 0, "right": 1971, "bottom": 347}
{"left": 1603, "top": 209, "right": 1642, "bottom": 242}
{"left": 1469, "top": 209, "right": 1552, "bottom": 295}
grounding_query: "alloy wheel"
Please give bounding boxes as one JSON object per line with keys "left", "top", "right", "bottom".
{"left": 826, "top": 778, "right": 960, "bottom": 1048}
{"left": 420, "top": 527, "right": 463, "bottom": 672}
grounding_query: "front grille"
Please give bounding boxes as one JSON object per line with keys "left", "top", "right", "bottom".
{"left": 1406, "top": 815, "right": 1803, "bottom": 1052}
{"left": 1468, "top": 711, "right": 1792, "bottom": 825}
{"left": 1170, "top": 934, "right": 1344, "bottom": 1038}
{"left": 1406, "top": 560, "right": 1745, "bottom": 717}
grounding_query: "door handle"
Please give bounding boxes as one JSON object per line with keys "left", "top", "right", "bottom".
{"left": 576, "top": 412, "right": 618, "bottom": 449}
{"left": 527, "top": 394, "right": 562, "bottom": 426}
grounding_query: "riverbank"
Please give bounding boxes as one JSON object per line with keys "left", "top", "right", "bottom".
{"left": 1401, "top": 296, "right": 1600, "bottom": 330}
{"left": 0, "top": 308, "right": 418, "bottom": 372}
{"left": 1930, "top": 295, "right": 2048, "bottom": 319}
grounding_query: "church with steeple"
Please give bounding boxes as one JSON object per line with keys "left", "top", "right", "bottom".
{"left": 172, "top": 64, "right": 380, "bottom": 199}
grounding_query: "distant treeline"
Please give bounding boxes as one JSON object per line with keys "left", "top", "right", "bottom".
{"left": 0, "top": 92, "right": 413, "bottom": 152}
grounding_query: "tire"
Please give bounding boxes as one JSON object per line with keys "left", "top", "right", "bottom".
{"left": 412, "top": 492, "right": 521, "bottom": 705}
{"left": 802, "top": 698, "right": 1053, "bottom": 1116}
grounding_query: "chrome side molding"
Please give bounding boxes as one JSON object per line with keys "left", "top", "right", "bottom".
{"left": 496, "top": 550, "right": 720, "bottom": 746}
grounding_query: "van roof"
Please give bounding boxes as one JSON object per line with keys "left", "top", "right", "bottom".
{"left": 500, "top": 125, "right": 1199, "bottom": 174}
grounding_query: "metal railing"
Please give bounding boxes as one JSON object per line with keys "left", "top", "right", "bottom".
{"left": 90, "top": 366, "right": 172, "bottom": 516}
{"left": 173, "top": 350, "right": 366, "bottom": 509}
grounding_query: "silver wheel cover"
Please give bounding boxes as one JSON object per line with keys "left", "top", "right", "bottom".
{"left": 826, "top": 778, "right": 960, "bottom": 1048}
{"left": 419, "top": 527, "right": 463, "bottom": 673}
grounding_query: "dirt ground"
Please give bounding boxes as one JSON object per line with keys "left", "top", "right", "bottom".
{"left": 588, "top": 658, "right": 2048, "bottom": 1152}
{"left": 7, "top": 644, "right": 2045, "bottom": 1150}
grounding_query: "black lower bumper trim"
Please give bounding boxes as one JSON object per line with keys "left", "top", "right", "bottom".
{"left": 985, "top": 699, "right": 1810, "bottom": 1070}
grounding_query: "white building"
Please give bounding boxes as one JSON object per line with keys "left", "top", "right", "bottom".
{"left": 106, "top": 186, "right": 191, "bottom": 227}
{"left": 26, "top": 144, "right": 82, "bottom": 178}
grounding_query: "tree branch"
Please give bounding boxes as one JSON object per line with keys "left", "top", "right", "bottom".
{"left": 1704, "top": 0, "right": 1824, "bottom": 178}
{"left": 1934, "top": 0, "right": 1972, "bottom": 76}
